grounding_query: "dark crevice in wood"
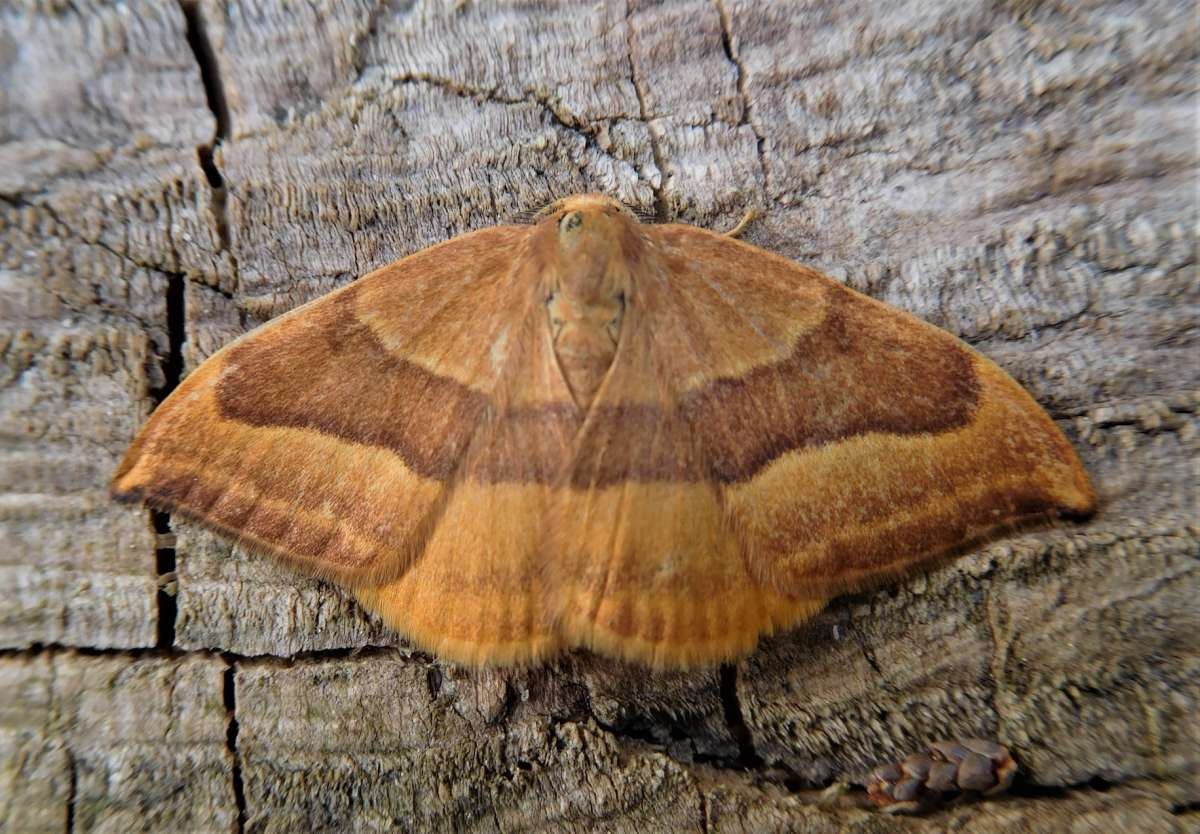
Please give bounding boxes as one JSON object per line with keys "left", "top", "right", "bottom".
{"left": 0, "top": 193, "right": 26, "bottom": 206}
{"left": 153, "top": 512, "right": 178, "bottom": 650}
{"left": 715, "top": 0, "right": 769, "bottom": 200}
{"left": 180, "top": 0, "right": 236, "bottom": 264}
{"left": 774, "top": 761, "right": 818, "bottom": 794}
{"left": 584, "top": 708, "right": 670, "bottom": 751}
{"left": 569, "top": 670, "right": 738, "bottom": 771}
{"left": 1006, "top": 774, "right": 1116, "bottom": 800}
{"left": 271, "top": 644, "right": 410, "bottom": 664}
{"left": 223, "top": 660, "right": 248, "bottom": 834}
{"left": 0, "top": 641, "right": 403, "bottom": 665}
{"left": 181, "top": 0, "right": 230, "bottom": 175}
{"left": 155, "top": 272, "right": 186, "bottom": 403}
{"left": 425, "top": 665, "right": 444, "bottom": 701}
{"left": 145, "top": 1, "right": 240, "bottom": 659}
{"left": 996, "top": 774, "right": 1148, "bottom": 814}
{"left": 149, "top": 271, "right": 184, "bottom": 649}
{"left": 624, "top": 0, "right": 670, "bottom": 223}
{"left": 65, "top": 750, "right": 77, "bottom": 834}
{"left": 488, "top": 678, "right": 522, "bottom": 728}
{"left": 0, "top": 641, "right": 1188, "bottom": 815}
{"left": 718, "top": 664, "right": 762, "bottom": 769}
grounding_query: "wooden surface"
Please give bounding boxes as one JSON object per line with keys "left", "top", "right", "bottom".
{"left": 1, "top": 0, "right": 1196, "bottom": 831}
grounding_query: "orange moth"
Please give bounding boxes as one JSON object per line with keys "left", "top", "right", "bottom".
{"left": 113, "top": 194, "right": 1096, "bottom": 668}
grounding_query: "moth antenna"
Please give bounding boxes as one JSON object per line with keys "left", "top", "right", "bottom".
{"left": 529, "top": 199, "right": 568, "bottom": 224}
{"left": 722, "top": 208, "right": 759, "bottom": 238}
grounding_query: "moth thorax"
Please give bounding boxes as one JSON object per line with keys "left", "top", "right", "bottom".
{"left": 547, "top": 284, "right": 625, "bottom": 408}
{"left": 543, "top": 204, "right": 637, "bottom": 407}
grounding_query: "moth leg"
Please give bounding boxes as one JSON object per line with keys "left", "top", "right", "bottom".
{"left": 722, "top": 208, "right": 759, "bottom": 238}
{"left": 866, "top": 739, "right": 1017, "bottom": 808}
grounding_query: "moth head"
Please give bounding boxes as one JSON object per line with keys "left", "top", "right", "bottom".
{"left": 539, "top": 195, "right": 642, "bottom": 250}
{"left": 529, "top": 194, "right": 645, "bottom": 226}
{"left": 529, "top": 194, "right": 643, "bottom": 304}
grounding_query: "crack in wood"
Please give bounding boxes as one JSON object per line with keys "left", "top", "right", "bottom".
{"left": 65, "top": 750, "right": 77, "bottom": 834}
{"left": 153, "top": 511, "right": 179, "bottom": 650}
{"left": 355, "top": 70, "right": 645, "bottom": 217}
{"left": 154, "top": 0, "right": 238, "bottom": 657}
{"left": 624, "top": 0, "right": 671, "bottom": 222}
{"left": 150, "top": 273, "right": 186, "bottom": 405}
{"left": 148, "top": 272, "right": 185, "bottom": 651}
{"left": 223, "top": 660, "right": 248, "bottom": 834}
{"left": 180, "top": 0, "right": 237, "bottom": 273}
{"left": 181, "top": 0, "right": 230, "bottom": 179}
{"left": 719, "top": 664, "right": 762, "bottom": 769}
{"left": 0, "top": 638, "right": 1189, "bottom": 816}
{"left": 0, "top": 1, "right": 1193, "bottom": 829}
{"left": 33, "top": 199, "right": 194, "bottom": 306}
{"left": 715, "top": 0, "right": 769, "bottom": 200}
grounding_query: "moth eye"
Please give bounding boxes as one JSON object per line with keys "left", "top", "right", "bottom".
{"left": 559, "top": 211, "right": 583, "bottom": 234}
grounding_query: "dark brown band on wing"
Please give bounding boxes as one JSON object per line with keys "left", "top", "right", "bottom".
{"left": 216, "top": 283, "right": 588, "bottom": 485}
{"left": 217, "top": 282, "right": 979, "bottom": 486}
{"left": 566, "top": 402, "right": 705, "bottom": 488}
{"left": 217, "top": 284, "right": 490, "bottom": 481}
{"left": 681, "top": 286, "right": 982, "bottom": 484}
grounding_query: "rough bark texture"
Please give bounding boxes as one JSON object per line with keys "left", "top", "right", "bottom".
{"left": 1, "top": 0, "right": 1196, "bottom": 831}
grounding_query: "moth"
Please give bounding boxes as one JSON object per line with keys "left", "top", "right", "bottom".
{"left": 113, "top": 194, "right": 1096, "bottom": 668}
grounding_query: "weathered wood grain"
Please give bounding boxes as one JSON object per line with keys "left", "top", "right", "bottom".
{"left": 0, "top": 651, "right": 234, "bottom": 834}
{"left": 0, "top": 0, "right": 218, "bottom": 651}
{"left": 2, "top": 0, "right": 1195, "bottom": 830}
